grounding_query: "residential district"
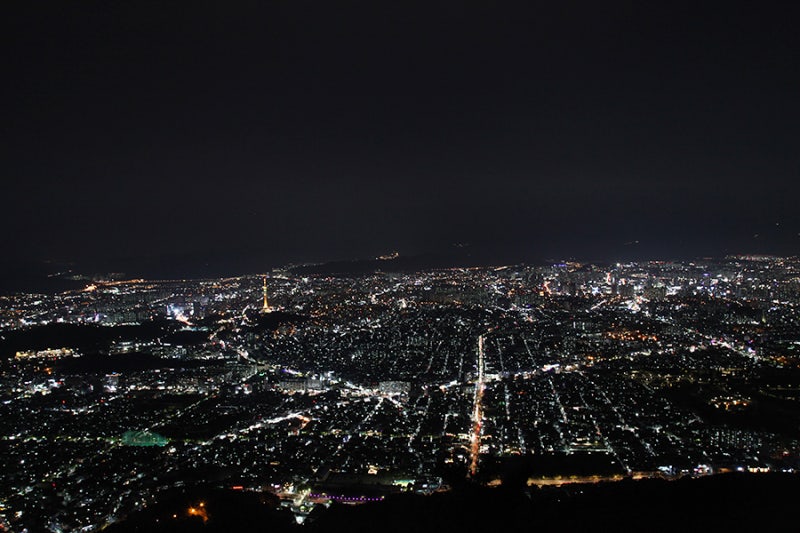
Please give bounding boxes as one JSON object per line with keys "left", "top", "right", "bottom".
{"left": 2, "top": 255, "right": 800, "bottom": 531}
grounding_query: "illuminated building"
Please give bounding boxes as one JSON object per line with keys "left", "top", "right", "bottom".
{"left": 262, "top": 275, "right": 272, "bottom": 313}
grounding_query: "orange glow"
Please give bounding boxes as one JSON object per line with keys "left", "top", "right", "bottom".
{"left": 187, "top": 503, "right": 209, "bottom": 523}
{"left": 605, "top": 329, "right": 658, "bottom": 342}
{"left": 469, "top": 335, "right": 486, "bottom": 478}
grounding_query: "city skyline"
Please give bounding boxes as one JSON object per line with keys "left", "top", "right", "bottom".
{"left": 3, "top": 3, "right": 800, "bottom": 529}
{"left": 2, "top": 256, "right": 800, "bottom": 530}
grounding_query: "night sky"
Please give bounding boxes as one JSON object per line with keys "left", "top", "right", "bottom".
{"left": 4, "top": 1, "right": 800, "bottom": 278}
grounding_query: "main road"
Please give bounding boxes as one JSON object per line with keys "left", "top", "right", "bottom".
{"left": 468, "top": 334, "right": 486, "bottom": 477}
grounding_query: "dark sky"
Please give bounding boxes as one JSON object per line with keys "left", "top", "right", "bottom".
{"left": 4, "top": 1, "right": 800, "bottom": 275}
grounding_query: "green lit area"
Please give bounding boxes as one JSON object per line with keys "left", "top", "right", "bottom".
{"left": 121, "top": 430, "right": 169, "bottom": 447}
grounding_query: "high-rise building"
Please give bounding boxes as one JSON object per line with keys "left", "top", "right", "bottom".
{"left": 262, "top": 275, "right": 272, "bottom": 313}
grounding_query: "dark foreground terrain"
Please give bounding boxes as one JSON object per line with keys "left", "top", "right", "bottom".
{"left": 108, "top": 473, "right": 798, "bottom": 532}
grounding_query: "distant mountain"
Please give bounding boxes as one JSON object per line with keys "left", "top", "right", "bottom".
{"left": 289, "top": 246, "right": 550, "bottom": 276}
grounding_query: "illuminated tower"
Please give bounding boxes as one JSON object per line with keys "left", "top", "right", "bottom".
{"left": 261, "top": 275, "right": 272, "bottom": 313}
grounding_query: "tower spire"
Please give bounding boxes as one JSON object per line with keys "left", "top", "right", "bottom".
{"left": 262, "top": 275, "right": 271, "bottom": 313}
